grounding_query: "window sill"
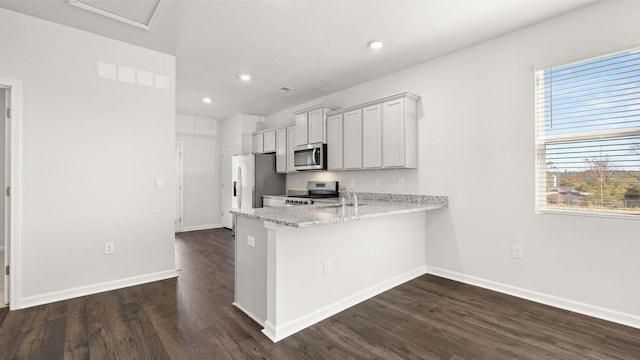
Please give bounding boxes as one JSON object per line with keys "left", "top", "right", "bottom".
{"left": 537, "top": 209, "right": 640, "bottom": 220}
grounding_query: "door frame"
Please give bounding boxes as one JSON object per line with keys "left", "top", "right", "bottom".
{"left": 0, "top": 78, "right": 23, "bottom": 310}
{"left": 221, "top": 143, "right": 237, "bottom": 229}
{"left": 175, "top": 141, "right": 184, "bottom": 233}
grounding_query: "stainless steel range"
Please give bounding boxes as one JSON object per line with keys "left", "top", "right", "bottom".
{"left": 285, "top": 181, "right": 339, "bottom": 205}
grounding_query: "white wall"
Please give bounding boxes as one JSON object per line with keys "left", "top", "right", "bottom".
{"left": 175, "top": 113, "right": 221, "bottom": 230}
{"left": 266, "top": 1, "right": 640, "bottom": 326}
{"left": 219, "top": 113, "right": 264, "bottom": 152}
{"left": 0, "top": 8, "right": 176, "bottom": 306}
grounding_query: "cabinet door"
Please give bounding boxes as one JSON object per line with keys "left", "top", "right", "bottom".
{"left": 326, "top": 114, "right": 343, "bottom": 170}
{"left": 362, "top": 104, "right": 382, "bottom": 168}
{"left": 263, "top": 131, "right": 276, "bottom": 153}
{"left": 343, "top": 109, "right": 362, "bottom": 169}
{"left": 308, "top": 108, "right": 324, "bottom": 144}
{"left": 295, "top": 113, "right": 308, "bottom": 146}
{"left": 286, "top": 126, "right": 296, "bottom": 172}
{"left": 382, "top": 98, "right": 405, "bottom": 167}
{"left": 276, "top": 128, "right": 287, "bottom": 173}
{"left": 252, "top": 133, "right": 264, "bottom": 154}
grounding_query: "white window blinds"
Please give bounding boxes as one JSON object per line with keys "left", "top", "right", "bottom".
{"left": 535, "top": 48, "right": 640, "bottom": 216}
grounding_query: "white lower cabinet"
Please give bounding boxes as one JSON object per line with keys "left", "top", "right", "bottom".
{"left": 343, "top": 109, "right": 362, "bottom": 169}
{"left": 326, "top": 114, "right": 343, "bottom": 170}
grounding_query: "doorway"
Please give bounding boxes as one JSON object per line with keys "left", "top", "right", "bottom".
{"left": 221, "top": 144, "right": 238, "bottom": 229}
{"left": 0, "top": 78, "right": 22, "bottom": 310}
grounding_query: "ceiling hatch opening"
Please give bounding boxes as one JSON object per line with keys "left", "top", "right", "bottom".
{"left": 68, "top": 0, "right": 168, "bottom": 31}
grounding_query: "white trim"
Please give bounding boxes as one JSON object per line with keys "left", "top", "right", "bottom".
{"left": 0, "top": 78, "right": 22, "bottom": 310}
{"left": 232, "top": 302, "right": 265, "bottom": 326}
{"left": 178, "top": 224, "right": 223, "bottom": 233}
{"left": 532, "top": 38, "right": 640, "bottom": 71}
{"left": 261, "top": 265, "right": 427, "bottom": 343}
{"left": 538, "top": 209, "right": 640, "bottom": 220}
{"left": 68, "top": 0, "right": 169, "bottom": 31}
{"left": 18, "top": 269, "right": 178, "bottom": 309}
{"left": 426, "top": 266, "right": 640, "bottom": 330}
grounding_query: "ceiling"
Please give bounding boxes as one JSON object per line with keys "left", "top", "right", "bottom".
{"left": 0, "top": 0, "right": 601, "bottom": 120}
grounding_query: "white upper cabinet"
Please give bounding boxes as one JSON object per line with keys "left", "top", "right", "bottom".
{"left": 295, "top": 113, "right": 308, "bottom": 146}
{"left": 294, "top": 105, "right": 340, "bottom": 146}
{"left": 275, "top": 128, "right": 287, "bottom": 173}
{"left": 286, "top": 125, "right": 296, "bottom": 173}
{"left": 326, "top": 114, "right": 343, "bottom": 170}
{"left": 382, "top": 96, "right": 418, "bottom": 168}
{"left": 343, "top": 109, "right": 362, "bottom": 169}
{"left": 252, "top": 133, "right": 264, "bottom": 154}
{"left": 362, "top": 104, "right": 382, "bottom": 168}
{"left": 263, "top": 130, "right": 276, "bottom": 153}
{"left": 308, "top": 108, "right": 324, "bottom": 144}
{"left": 325, "top": 92, "right": 419, "bottom": 171}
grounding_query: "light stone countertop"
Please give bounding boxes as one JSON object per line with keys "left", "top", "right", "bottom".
{"left": 231, "top": 194, "right": 448, "bottom": 228}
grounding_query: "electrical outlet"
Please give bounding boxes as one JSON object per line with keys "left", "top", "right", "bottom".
{"left": 247, "top": 236, "right": 255, "bottom": 248}
{"left": 512, "top": 245, "right": 523, "bottom": 259}
{"left": 398, "top": 178, "right": 405, "bottom": 187}
{"left": 350, "top": 178, "right": 356, "bottom": 186}
{"left": 104, "top": 242, "right": 114, "bottom": 255}
{"left": 375, "top": 178, "right": 380, "bottom": 186}
{"left": 323, "top": 261, "right": 332, "bottom": 277}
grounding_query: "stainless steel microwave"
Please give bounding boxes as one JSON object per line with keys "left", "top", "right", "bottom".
{"left": 294, "top": 143, "right": 327, "bottom": 171}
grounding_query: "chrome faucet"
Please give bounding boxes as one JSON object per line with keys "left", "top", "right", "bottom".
{"left": 339, "top": 187, "right": 358, "bottom": 207}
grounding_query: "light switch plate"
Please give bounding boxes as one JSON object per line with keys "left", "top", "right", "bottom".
{"left": 155, "top": 177, "right": 165, "bottom": 189}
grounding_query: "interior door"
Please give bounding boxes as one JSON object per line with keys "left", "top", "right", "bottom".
{"left": 175, "top": 142, "right": 183, "bottom": 232}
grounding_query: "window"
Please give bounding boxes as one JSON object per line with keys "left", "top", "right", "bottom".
{"left": 535, "top": 48, "right": 640, "bottom": 216}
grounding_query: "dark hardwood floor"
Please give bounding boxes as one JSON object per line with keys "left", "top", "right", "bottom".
{"left": 0, "top": 228, "right": 638, "bottom": 359}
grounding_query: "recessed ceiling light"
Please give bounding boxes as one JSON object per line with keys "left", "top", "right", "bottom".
{"left": 238, "top": 73, "right": 252, "bottom": 82}
{"left": 202, "top": 97, "right": 212, "bottom": 104}
{"left": 368, "top": 40, "right": 384, "bottom": 50}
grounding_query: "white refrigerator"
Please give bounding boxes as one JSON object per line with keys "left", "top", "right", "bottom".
{"left": 231, "top": 153, "right": 286, "bottom": 231}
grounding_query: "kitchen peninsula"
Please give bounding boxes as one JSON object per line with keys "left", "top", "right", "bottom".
{"left": 231, "top": 193, "right": 447, "bottom": 342}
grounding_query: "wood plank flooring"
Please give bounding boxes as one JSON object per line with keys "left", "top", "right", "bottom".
{"left": 0, "top": 228, "right": 638, "bottom": 359}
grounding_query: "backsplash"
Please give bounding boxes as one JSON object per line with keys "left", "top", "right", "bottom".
{"left": 286, "top": 168, "right": 420, "bottom": 194}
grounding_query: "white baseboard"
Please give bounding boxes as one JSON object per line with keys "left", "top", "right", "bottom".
{"left": 177, "top": 223, "right": 223, "bottom": 233}
{"left": 426, "top": 266, "right": 640, "bottom": 330}
{"left": 262, "top": 265, "right": 427, "bottom": 342}
{"left": 233, "top": 302, "right": 265, "bottom": 326}
{"left": 18, "top": 269, "right": 178, "bottom": 309}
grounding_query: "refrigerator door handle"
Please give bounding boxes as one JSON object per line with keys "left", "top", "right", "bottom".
{"left": 233, "top": 181, "right": 237, "bottom": 196}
